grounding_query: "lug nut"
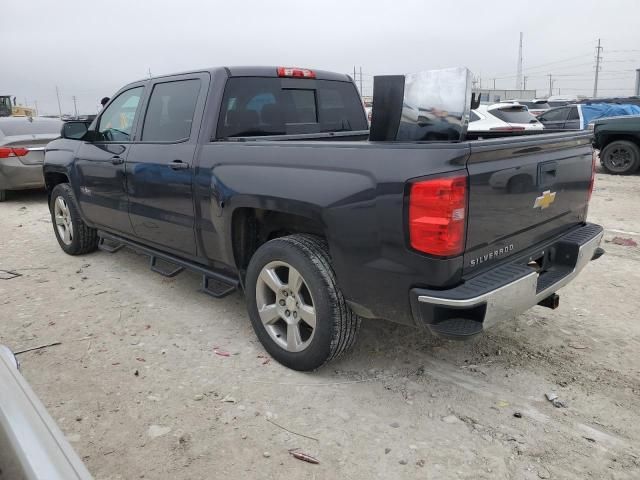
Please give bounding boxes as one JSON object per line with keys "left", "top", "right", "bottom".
{"left": 293, "top": 312, "right": 298, "bottom": 318}
{"left": 285, "top": 310, "right": 291, "bottom": 316}
{"left": 283, "top": 291, "right": 288, "bottom": 297}
{"left": 279, "top": 299, "right": 285, "bottom": 306}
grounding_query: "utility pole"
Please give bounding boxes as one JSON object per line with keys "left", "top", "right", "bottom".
{"left": 547, "top": 74, "right": 554, "bottom": 98}
{"left": 72, "top": 96, "right": 78, "bottom": 117}
{"left": 353, "top": 66, "right": 357, "bottom": 84}
{"left": 359, "top": 66, "right": 363, "bottom": 95}
{"left": 148, "top": 68, "right": 152, "bottom": 79}
{"left": 493, "top": 78, "right": 496, "bottom": 89}
{"left": 634, "top": 69, "right": 640, "bottom": 96}
{"left": 55, "top": 86, "right": 62, "bottom": 117}
{"left": 523, "top": 76, "right": 528, "bottom": 90}
{"left": 593, "top": 38, "right": 603, "bottom": 98}
{"left": 34, "top": 100, "right": 39, "bottom": 116}
{"left": 516, "top": 32, "right": 523, "bottom": 90}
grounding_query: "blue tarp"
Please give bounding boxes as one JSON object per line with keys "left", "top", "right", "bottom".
{"left": 580, "top": 103, "right": 640, "bottom": 129}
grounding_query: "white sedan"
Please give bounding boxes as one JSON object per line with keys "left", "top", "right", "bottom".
{"left": 468, "top": 103, "right": 544, "bottom": 137}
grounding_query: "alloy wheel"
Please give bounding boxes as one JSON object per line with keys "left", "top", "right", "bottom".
{"left": 54, "top": 196, "right": 73, "bottom": 245}
{"left": 255, "top": 261, "right": 316, "bottom": 352}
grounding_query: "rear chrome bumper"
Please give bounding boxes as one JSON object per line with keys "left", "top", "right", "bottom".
{"left": 410, "top": 223, "right": 604, "bottom": 338}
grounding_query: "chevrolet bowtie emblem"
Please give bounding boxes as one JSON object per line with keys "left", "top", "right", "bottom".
{"left": 534, "top": 190, "right": 556, "bottom": 209}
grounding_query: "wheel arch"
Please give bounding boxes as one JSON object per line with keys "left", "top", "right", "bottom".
{"left": 230, "top": 205, "right": 327, "bottom": 276}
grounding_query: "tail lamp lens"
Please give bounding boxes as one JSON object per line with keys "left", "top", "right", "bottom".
{"left": 409, "top": 175, "right": 468, "bottom": 256}
{"left": 0, "top": 147, "right": 29, "bottom": 158}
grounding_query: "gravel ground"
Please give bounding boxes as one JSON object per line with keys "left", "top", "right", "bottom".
{"left": 1, "top": 169, "right": 639, "bottom": 480}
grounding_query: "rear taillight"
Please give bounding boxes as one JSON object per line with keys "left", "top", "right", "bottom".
{"left": 588, "top": 151, "right": 596, "bottom": 201}
{"left": 0, "top": 147, "right": 28, "bottom": 159}
{"left": 277, "top": 67, "right": 316, "bottom": 79}
{"left": 409, "top": 174, "right": 468, "bottom": 256}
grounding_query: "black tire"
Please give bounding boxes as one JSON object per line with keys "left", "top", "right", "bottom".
{"left": 245, "top": 234, "right": 361, "bottom": 371}
{"left": 600, "top": 140, "right": 640, "bottom": 175}
{"left": 0, "top": 190, "right": 6, "bottom": 202}
{"left": 49, "top": 183, "right": 98, "bottom": 255}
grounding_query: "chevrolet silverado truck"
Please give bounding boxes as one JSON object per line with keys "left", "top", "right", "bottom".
{"left": 43, "top": 66, "right": 604, "bottom": 371}
{"left": 592, "top": 115, "right": 640, "bottom": 174}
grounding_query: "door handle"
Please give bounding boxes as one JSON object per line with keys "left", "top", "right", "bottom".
{"left": 111, "top": 156, "right": 124, "bottom": 165}
{"left": 169, "top": 160, "right": 190, "bottom": 170}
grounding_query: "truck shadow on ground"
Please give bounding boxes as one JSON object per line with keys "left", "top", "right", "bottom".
{"left": 2, "top": 188, "right": 48, "bottom": 205}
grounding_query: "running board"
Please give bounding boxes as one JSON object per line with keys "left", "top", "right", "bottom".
{"left": 150, "top": 256, "right": 184, "bottom": 278}
{"left": 98, "top": 237, "right": 124, "bottom": 253}
{"left": 97, "top": 230, "right": 239, "bottom": 298}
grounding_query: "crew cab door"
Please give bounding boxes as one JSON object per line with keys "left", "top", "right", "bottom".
{"left": 126, "top": 74, "right": 207, "bottom": 256}
{"left": 74, "top": 85, "right": 145, "bottom": 234}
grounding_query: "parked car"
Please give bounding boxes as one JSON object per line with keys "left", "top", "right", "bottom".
{"left": 538, "top": 103, "right": 640, "bottom": 131}
{"left": 467, "top": 103, "right": 543, "bottom": 138}
{"left": 592, "top": 115, "right": 640, "bottom": 174}
{"left": 363, "top": 99, "right": 373, "bottom": 123}
{"left": 0, "top": 116, "right": 62, "bottom": 201}
{"left": 0, "top": 345, "right": 92, "bottom": 480}
{"left": 511, "top": 99, "right": 550, "bottom": 116}
{"left": 44, "top": 66, "right": 603, "bottom": 371}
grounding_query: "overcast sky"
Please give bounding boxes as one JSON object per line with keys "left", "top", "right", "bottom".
{"left": 4, "top": 0, "right": 640, "bottom": 115}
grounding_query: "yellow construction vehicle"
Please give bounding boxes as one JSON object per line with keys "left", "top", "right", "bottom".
{"left": 0, "top": 95, "right": 36, "bottom": 117}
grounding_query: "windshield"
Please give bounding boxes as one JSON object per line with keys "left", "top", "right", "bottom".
{"left": 0, "top": 97, "right": 12, "bottom": 116}
{"left": 0, "top": 118, "right": 62, "bottom": 137}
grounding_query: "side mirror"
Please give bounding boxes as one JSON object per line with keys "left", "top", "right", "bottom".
{"left": 61, "top": 121, "right": 90, "bottom": 140}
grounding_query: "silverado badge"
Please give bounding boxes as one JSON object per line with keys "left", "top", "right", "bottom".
{"left": 533, "top": 190, "right": 556, "bottom": 210}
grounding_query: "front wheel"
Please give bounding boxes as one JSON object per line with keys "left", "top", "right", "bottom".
{"left": 245, "top": 234, "right": 360, "bottom": 371}
{"left": 600, "top": 140, "right": 640, "bottom": 175}
{"left": 50, "top": 183, "right": 98, "bottom": 255}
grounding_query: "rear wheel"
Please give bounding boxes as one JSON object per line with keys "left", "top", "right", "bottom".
{"left": 50, "top": 183, "right": 98, "bottom": 255}
{"left": 246, "top": 234, "right": 360, "bottom": 371}
{"left": 600, "top": 140, "right": 640, "bottom": 175}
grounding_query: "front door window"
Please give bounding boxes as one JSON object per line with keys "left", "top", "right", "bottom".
{"left": 97, "top": 87, "right": 143, "bottom": 142}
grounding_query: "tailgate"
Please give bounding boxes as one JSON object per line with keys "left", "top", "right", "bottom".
{"left": 463, "top": 132, "right": 593, "bottom": 275}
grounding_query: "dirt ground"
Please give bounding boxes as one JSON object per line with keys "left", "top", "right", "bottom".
{"left": 1, "top": 169, "right": 639, "bottom": 480}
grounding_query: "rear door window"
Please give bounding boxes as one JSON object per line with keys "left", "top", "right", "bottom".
{"left": 567, "top": 107, "right": 580, "bottom": 120}
{"left": 142, "top": 79, "right": 201, "bottom": 142}
{"left": 539, "top": 107, "right": 570, "bottom": 122}
{"left": 216, "top": 77, "right": 367, "bottom": 138}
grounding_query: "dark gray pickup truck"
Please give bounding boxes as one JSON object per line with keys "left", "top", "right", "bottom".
{"left": 43, "top": 66, "right": 604, "bottom": 370}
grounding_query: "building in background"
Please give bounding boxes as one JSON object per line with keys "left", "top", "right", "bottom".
{"left": 475, "top": 89, "right": 537, "bottom": 103}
